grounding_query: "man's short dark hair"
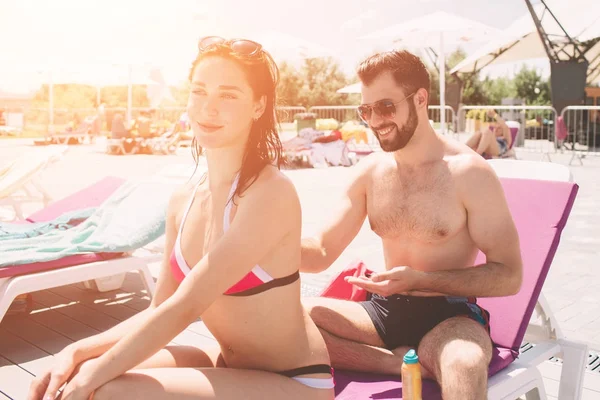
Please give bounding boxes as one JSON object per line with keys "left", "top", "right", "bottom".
{"left": 357, "top": 50, "right": 430, "bottom": 101}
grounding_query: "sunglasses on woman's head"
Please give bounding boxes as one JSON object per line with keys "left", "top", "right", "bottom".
{"left": 198, "top": 36, "right": 263, "bottom": 56}
{"left": 357, "top": 92, "right": 416, "bottom": 122}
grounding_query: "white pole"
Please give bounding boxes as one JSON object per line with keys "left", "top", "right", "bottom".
{"left": 49, "top": 70, "right": 54, "bottom": 134}
{"left": 127, "top": 65, "right": 133, "bottom": 125}
{"left": 439, "top": 33, "right": 446, "bottom": 135}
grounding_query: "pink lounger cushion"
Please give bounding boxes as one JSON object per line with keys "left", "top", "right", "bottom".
{"left": 26, "top": 176, "right": 126, "bottom": 223}
{"left": 477, "top": 178, "right": 578, "bottom": 354}
{"left": 334, "top": 346, "right": 515, "bottom": 400}
{"left": 0, "top": 176, "right": 126, "bottom": 279}
{"left": 330, "top": 177, "right": 579, "bottom": 399}
{"left": 0, "top": 253, "right": 124, "bottom": 279}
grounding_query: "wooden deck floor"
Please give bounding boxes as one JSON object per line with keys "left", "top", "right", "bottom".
{"left": 0, "top": 271, "right": 217, "bottom": 399}
{"left": 1, "top": 270, "right": 599, "bottom": 399}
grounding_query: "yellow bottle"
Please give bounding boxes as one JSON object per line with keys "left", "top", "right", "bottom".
{"left": 401, "top": 349, "right": 422, "bottom": 400}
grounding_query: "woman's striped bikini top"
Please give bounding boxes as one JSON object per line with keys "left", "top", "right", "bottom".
{"left": 169, "top": 174, "right": 300, "bottom": 296}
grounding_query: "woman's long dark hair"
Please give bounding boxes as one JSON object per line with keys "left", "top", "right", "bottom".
{"left": 188, "top": 43, "right": 284, "bottom": 203}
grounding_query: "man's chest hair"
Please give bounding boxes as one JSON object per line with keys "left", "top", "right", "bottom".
{"left": 367, "top": 166, "right": 464, "bottom": 240}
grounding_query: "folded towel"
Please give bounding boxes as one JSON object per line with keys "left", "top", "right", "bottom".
{"left": 0, "top": 178, "right": 176, "bottom": 267}
{"left": 0, "top": 207, "right": 95, "bottom": 240}
{"left": 311, "top": 141, "right": 351, "bottom": 167}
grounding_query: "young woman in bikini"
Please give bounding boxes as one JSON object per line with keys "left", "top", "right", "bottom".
{"left": 29, "top": 37, "right": 334, "bottom": 400}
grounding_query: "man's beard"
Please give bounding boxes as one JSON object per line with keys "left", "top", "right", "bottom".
{"left": 372, "top": 102, "right": 418, "bottom": 152}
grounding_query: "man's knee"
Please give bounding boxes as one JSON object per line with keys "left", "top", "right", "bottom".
{"left": 304, "top": 297, "right": 361, "bottom": 324}
{"left": 440, "top": 339, "right": 489, "bottom": 376}
{"left": 437, "top": 339, "right": 490, "bottom": 399}
{"left": 418, "top": 317, "right": 492, "bottom": 380}
{"left": 302, "top": 297, "right": 321, "bottom": 316}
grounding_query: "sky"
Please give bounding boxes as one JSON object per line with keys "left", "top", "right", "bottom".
{"left": 0, "top": 0, "right": 582, "bottom": 94}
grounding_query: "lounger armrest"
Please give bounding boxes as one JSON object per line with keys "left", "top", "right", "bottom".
{"left": 489, "top": 339, "right": 587, "bottom": 400}
{"left": 510, "top": 339, "right": 587, "bottom": 400}
{"left": 557, "top": 339, "right": 588, "bottom": 400}
{"left": 487, "top": 361, "right": 545, "bottom": 400}
{"left": 525, "top": 294, "right": 565, "bottom": 344}
{"left": 514, "top": 340, "right": 562, "bottom": 367}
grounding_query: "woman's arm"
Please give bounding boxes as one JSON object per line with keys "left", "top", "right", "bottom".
{"left": 72, "top": 171, "right": 300, "bottom": 393}
{"left": 33, "top": 187, "right": 186, "bottom": 400}
{"left": 68, "top": 188, "right": 183, "bottom": 362}
{"left": 493, "top": 112, "right": 512, "bottom": 148}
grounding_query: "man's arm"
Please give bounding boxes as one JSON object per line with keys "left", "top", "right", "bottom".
{"left": 301, "top": 159, "right": 370, "bottom": 273}
{"left": 413, "top": 159, "right": 523, "bottom": 297}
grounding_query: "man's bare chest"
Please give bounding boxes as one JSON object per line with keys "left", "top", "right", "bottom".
{"left": 366, "top": 170, "right": 466, "bottom": 242}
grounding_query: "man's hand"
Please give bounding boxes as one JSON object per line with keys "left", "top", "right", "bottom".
{"left": 345, "top": 266, "right": 425, "bottom": 297}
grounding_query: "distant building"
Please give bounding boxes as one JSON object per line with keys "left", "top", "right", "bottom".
{"left": 584, "top": 87, "right": 600, "bottom": 123}
{"left": 0, "top": 91, "right": 33, "bottom": 129}
{"left": 585, "top": 86, "right": 600, "bottom": 106}
{"left": 0, "top": 90, "right": 33, "bottom": 108}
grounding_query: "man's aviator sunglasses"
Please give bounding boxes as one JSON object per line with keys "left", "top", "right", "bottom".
{"left": 198, "top": 36, "right": 262, "bottom": 56}
{"left": 357, "top": 92, "right": 416, "bottom": 122}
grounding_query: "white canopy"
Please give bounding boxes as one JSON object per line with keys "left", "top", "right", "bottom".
{"left": 361, "top": 11, "right": 501, "bottom": 48}
{"left": 337, "top": 82, "right": 362, "bottom": 94}
{"left": 250, "top": 30, "right": 336, "bottom": 62}
{"left": 361, "top": 11, "right": 501, "bottom": 133}
{"left": 450, "top": 0, "right": 600, "bottom": 79}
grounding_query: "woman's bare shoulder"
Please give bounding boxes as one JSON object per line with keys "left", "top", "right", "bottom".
{"left": 252, "top": 165, "right": 297, "bottom": 193}
{"left": 167, "top": 180, "right": 199, "bottom": 218}
{"left": 240, "top": 166, "right": 300, "bottom": 216}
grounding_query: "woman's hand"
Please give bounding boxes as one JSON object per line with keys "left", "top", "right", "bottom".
{"left": 58, "top": 381, "right": 94, "bottom": 400}
{"left": 58, "top": 359, "right": 100, "bottom": 400}
{"left": 27, "top": 346, "right": 81, "bottom": 400}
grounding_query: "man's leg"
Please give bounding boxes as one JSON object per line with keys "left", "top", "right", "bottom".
{"left": 305, "top": 297, "right": 435, "bottom": 378}
{"left": 303, "top": 297, "right": 400, "bottom": 374}
{"left": 417, "top": 317, "right": 493, "bottom": 400}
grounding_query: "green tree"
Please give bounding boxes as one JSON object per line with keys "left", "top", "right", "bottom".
{"left": 32, "top": 84, "right": 96, "bottom": 109}
{"left": 428, "top": 67, "right": 440, "bottom": 105}
{"left": 100, "top": 85, "right": 149, "bottom": 108}
{"left": 461, "top": 76, "right": 488, "bottom": 105}
{"left": 166, "top": 81, "right": 190, "bottom": 107}
{"left": 482, "top": 76, "right": 516, "bottom": 105}
{"left": 296, "top": 57, "right": 352, "bottom": 107}
{"left": 32, "top": 84, "right": 150, "bottom": 109}
{"left": 447, "top": 48, "right": 468, "bottom": 70}
{"left": 427, "top": 48, "right": 469, "bottom": 107}
{"left": 277, "top": 62, "right": 303, "bottom": 106}
{"left": 513, "top": 65, "right": 551, "bottom": 105}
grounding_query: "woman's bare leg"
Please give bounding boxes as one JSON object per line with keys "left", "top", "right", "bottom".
{"left": 465, "top": 131, "right": 482, "bottom": 150}
{"left": 134, "top": 344, "right": 225, "bottom": 369}
{"left": 475, "top": 130, "right": 500, "bottom": 156}
{"left": 91, "top": 367, "right": 334, "bottom": 400}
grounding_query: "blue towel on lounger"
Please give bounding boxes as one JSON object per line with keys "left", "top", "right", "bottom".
{"left": 0, "top": 208, "right": 95, "bottom": 240}
{"left": 0, "top": 179, "right": 175, "bottom": 268}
